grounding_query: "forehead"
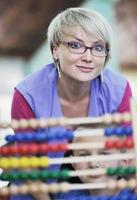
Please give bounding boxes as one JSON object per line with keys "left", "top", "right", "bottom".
{"left": 62, "top": 26, "right": 102, "bottom": 44}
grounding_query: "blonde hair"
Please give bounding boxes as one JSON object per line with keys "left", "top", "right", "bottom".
{"left": 47, "top": 7, "right": 112, "bottom": 64}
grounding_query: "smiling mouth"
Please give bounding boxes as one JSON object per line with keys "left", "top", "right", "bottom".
{"left": 77, "top": 66, "right": 94, "bottom": 73}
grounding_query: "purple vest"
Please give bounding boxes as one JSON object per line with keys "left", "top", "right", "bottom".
{"left": 16, "top": 63, "right": 127, "bottom": 119}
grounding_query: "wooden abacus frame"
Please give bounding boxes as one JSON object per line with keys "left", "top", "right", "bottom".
{"left": 0, "top": 98, "right": 137, "bottom": 197}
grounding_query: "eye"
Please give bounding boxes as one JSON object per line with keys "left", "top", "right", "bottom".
{"left": 68, "top": 41, "right": 82, "bottom": 49}
{"left": 93, "top": 45, "right": 105, "bottom": 52}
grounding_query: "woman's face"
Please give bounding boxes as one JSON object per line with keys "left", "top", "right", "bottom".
{"left": 53, "top": 27, "right": 106, "bottom": 82}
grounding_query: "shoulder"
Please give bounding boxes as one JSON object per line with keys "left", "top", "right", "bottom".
{"left": 102, "top": 68, "right": 128, "bottom": 94}
{"left": 103, "top": 68, "right": 127, "bottom": 85}
{"left": 16, "top": 63, "right": 57, "bottom": 92}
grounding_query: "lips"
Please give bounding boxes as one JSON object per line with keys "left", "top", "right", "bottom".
{"left": 76, "top": 65, "right": 94, "bottom": 73}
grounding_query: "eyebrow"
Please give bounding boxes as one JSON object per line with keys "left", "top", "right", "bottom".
{"left": 73, "top": 37, "right": 105, "bottom": 45}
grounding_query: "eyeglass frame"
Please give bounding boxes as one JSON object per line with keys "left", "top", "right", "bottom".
{"left": 59, "top": 41, "right": 109, "bottom": 57}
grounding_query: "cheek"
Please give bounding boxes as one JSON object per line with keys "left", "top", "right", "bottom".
{"left": 74, "top": 163, "right": 88, "bottom": 170}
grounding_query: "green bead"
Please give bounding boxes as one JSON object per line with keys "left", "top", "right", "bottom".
{"left": 29, "top": 171, "right": 40, "bottom": 180}
{"left": 10, "top": 172, "right": 19, "bottom": 180}
{"left": 117, "top": 167, "right": 126, "bottom": 175}
{"left": 107, "top": 167, "right": 117, "bottom": 176}
{"left": 60, "top": 169, "right": 69, "bottom": 180}
{"left": 19, "top": 172, "right": 29, "bottom": 180}
{"left": 50, "top": 171, "right": 59, "bottom": 179}
{"left": 127, "top": 166, "right": 136, "bottom": 174}
{"left": 40, "top": 171, "right": 49, "bottom": 180}
{"left": 0, "top": 173, "right": 10, "bottom": 181}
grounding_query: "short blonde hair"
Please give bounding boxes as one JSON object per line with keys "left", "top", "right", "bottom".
{"left": 47, "top": 7, "right": 112, "bottom": 63}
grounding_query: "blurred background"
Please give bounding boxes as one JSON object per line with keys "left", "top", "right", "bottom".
{"left": 0, "top": 0, "right": 137, "bottom": 186}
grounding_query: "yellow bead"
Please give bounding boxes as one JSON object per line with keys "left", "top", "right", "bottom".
{"left": 19, "top": 157, "right": 30, "bottom": 168}
{"left": 29, "top": 157, "right": 39, "bottom": 168}
{"left": 0, "top": 158, "right": 9, "bottom": 169}
{"left": 10, "top": 158, "right": 19, "bottom": 168}
{"left": 39, "top": 157, "right": 49, "bottom": 167}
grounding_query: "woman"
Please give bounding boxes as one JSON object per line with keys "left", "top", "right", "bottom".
{"left": 10, "top": 7, "right": 132, "bottom": 200}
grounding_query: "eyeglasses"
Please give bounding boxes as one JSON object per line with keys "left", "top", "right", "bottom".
{"left": 60, "top": 41, "right": 109, "bottom": 57}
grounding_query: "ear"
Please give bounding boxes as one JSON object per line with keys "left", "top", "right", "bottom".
{"left": 52, "top": 45, "right": 59, "bottom": 60}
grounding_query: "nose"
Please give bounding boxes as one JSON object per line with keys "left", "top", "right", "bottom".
{"left": 89, "top": 160, "right": 100, "bottom": 169}
{"left": 81, "top": 49, "right": 93, "bottom": 62}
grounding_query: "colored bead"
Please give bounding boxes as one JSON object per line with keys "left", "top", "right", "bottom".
{"left": 107, "top": 168, "right": 117, "bottom": 176}
{"left": 117, "top": 179, "right": 128, "bottom": 189}
{"left": 59, "top": 144, "right": 68, "bottom": 152}
{"left": 19, "top": 144, "right": 29, "bottom": 155}
{"left": 19, "top": 172, "right": 29, "bottom": 180}
{"left": 125, "top": 126, "right": 132, "bottom": 136}
{"left": 10, "top": 158, "right": 19, "bottom": 168}
{"left": 39, "top": 157, "right": 49, "bottom": 167}
{"left": 24, "top": 133, "right": 34, "bottom": 142}
{"left": 115, "top": 127, "right": 123, "bottom": 136}
{"left": 19, "top": 184, "right": 29, "bottom": 194}
{"left": 29, "top": 171, "right": 40, "bottom": 180}
{"left": 19, "top": 157, "right": 29, "bottom": 168}
{"left": 105, "top": 128, "right": 114, "bottom": 136}
{"left": 15, "top": 134, "right": 24, "bottom": 142}
{"left": 1, "top": 146, "right": 9, "bottom": 156}
{"left": 114, "top": 140, "right": 125, "bottom": 149}
{"left": 39, "top": 143, "right": 48, "bottom": 154}
{"left": 107, "top": 180, "right": 117, "bottom": 190}
{"left": 127, "top": 166, "right": 136, "bottom": 174}
{"left": 35, "top": 133, "right": 46, "bottom": 142}
{"left": 48, "top": 144, "right": 59, "bottom": 152}
{"left": 39, "top": 183, "right": 48, "bottom": 192}
{"left": 128, "top": 179, "right": 137, "bottom": 189}
{"left": 0, "top": 158, "right": 10, "bottom": 169}
{"left": 0, "top": 173, "right": 10, "bottom": 181}
{"left": 40, "top": 171, "right": 49, "bottom": 180}
{"left": 5, "top": 134, "right": 15, "bottom": 142}
{"left": 29, "top": 144, "right": 38, "bottom": 154}
{"left": 49, "top": 183, "right": 59, "bottom": 193}
{"left": 10, "top": 145, "right": 18, "bottom": 155}
{"left": 117, "top": 167, "right": 126, "bottom": 176}
{"left": 29, "top": 157, "right": 39, "bottom": 168}
{"left": 29, "top": 183, "right": 39, "bottom": 193}
{"left": 105, "top": 140, "right": 114, "bottom": 149}
{"left": 9, "top": 185, "right": 19, "bottom": 195}
{"left": 125, "top": 137, "right": 134, "bottom": 148}
{"left": 60, "top": 169, "right": 69, "bottom": 180}
{"left": 50, "top": 171, "right": 59, "bottom": 179}
{"left": 10, "top": 172, "right": 19, "bottom": 180}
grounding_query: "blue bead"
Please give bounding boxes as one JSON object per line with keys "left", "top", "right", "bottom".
{"left": 115, "top": 127, "right": 123, "bottom": 136}
{"left": 15, "top": 133, "right": 24, "bottom": 142}
{"left": 46, "top": 132, "right": 55, "bottom": 141}
{"left": 125, "top": 126, "right": 132, "bottom": 136}
{"left": 24, "top": 132, "right": 34, "bottom": 142}
{"left": 34, "top": 133, "right": 46, "bottom": 142}
{"left": 67, "top": 131, "right": 74, "bottom": 140}
{"left": 109, "top": 195, "right": 119, "bottom": 200}
{"left": 5, "top": 135, "right": 15, "bottom": 142}
{"left": 105, "top": 128, "right": 114, "bottom": 136}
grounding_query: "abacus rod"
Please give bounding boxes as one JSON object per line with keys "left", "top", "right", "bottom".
{"left": 50, "top": 152, "right": 135, "bottom": 165}
{"left": 0, "top": 112, "right": 131, "bottom": 129}
{"left": 70, "top": 168, "right": 106, "bottom": 177}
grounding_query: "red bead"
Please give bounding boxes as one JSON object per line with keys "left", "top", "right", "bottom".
{"left": 29, "top": 143, "right": 38, "bottom": 154}
{"left": 10, "top": 145, "right": 19, "bottom": 155}
{"left": 58, "top": 143, "right": 68, "bottom": 152}
{"left": 1, "top": 146, "right": 9, "bottom": 156}
{"left": 125, "top": 137, "right": 134, "bottom": 148}
{"left": 48, "top": 144, "right": 58, "bottom": 152}
{"left": 39, "top": 143, "right": 48, "bottom": 154}
{"left": 114, "top": 140, "right": 125, "bottom": 149}
{"left": 105, "top": 140, "right": 114, "bottom": 149}
{"left": 19, "top": 144, "right": 29, "bottom": 155}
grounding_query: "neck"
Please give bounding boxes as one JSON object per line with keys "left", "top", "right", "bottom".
{"left": 58, "top": 74, "right": 91, "bottom": 102}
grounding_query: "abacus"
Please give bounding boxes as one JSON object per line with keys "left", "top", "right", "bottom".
{"left": 0, "top": 99, "right": 137, "bottom": 200}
